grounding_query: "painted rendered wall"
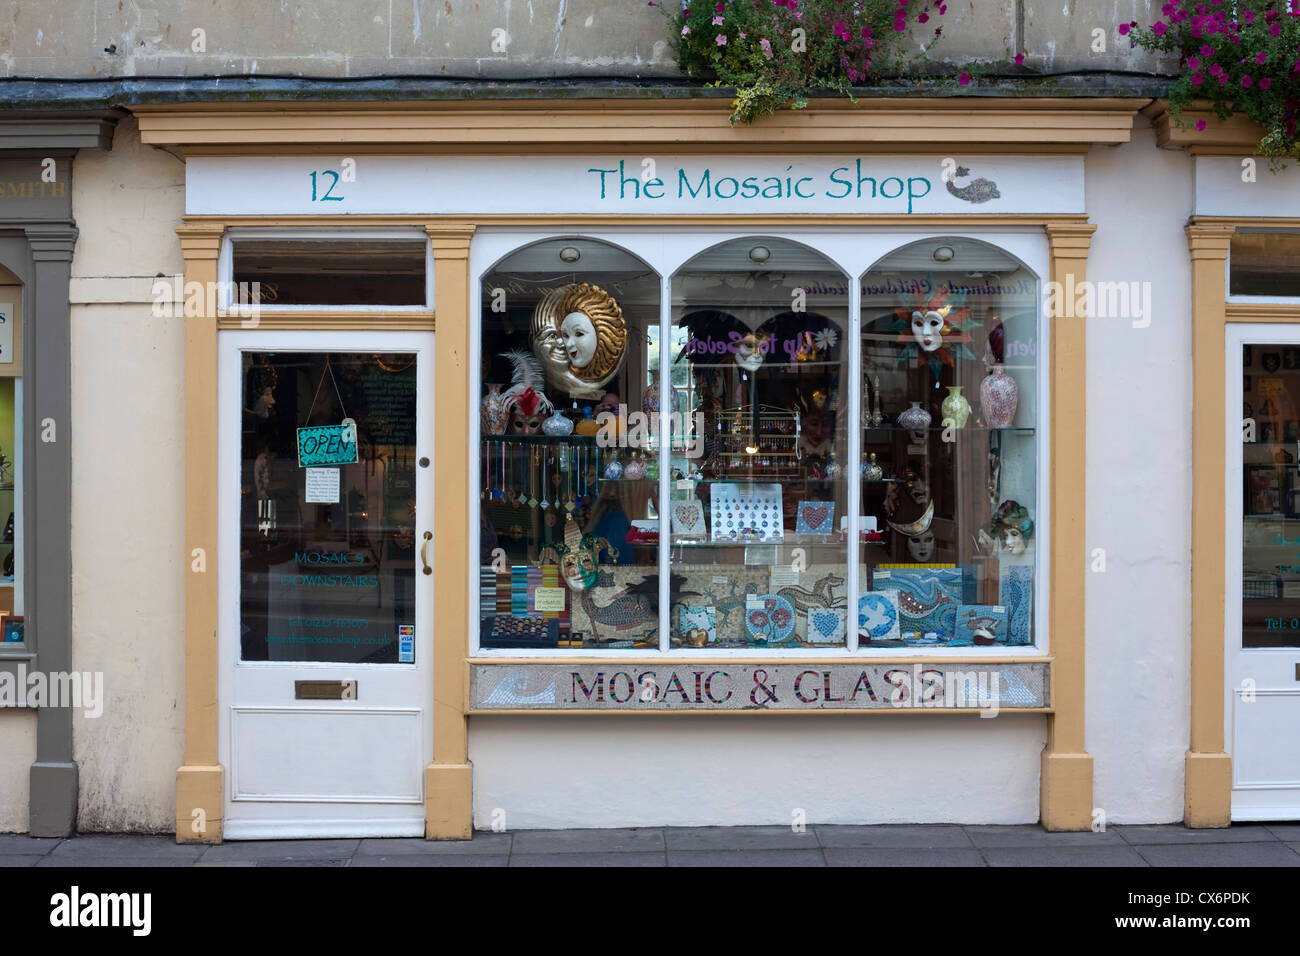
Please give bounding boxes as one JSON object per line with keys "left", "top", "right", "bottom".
{"left": 1083, "top": 117, "right": 1193, "bottom": 824}
{"left": 0, "top": 711, "right": 34, "bottom": 832}
{"left": 0, "top": 0, "right": 1167, "bottom": 79}
{"left": 470, "top": 715, "right": 1046, "bottom": 828}
{"left": 68, "top": 116, "right": 187, "bottom": 831}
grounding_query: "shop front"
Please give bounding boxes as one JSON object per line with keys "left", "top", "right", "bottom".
{"left": 134, "top": 98, "right": 1143, "bottom": 840}
{"left": 1161, "top": 106, "right": 1300, "bottom": 825}
{"left": 0, "top": 112, "right": 116, "bottom": 836}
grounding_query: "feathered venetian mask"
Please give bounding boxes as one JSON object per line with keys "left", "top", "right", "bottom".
{"left": 538, "top": 515, "right": 619, "bottom": 591}
{"left": 892, "top": 282, "right": 980, "bottom": 382}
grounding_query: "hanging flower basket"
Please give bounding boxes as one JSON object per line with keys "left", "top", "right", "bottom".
{"left": 1127, "top": 3, "right": 1300, "bottom": 162}
{"left": 658, "top": 0, "right": 948, "bottom": 125}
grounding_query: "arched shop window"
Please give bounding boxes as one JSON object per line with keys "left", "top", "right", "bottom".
{"left": 478, "top": 238, "right": 662, "bottom": 650}
{"left": 668, "top": 238, "right": 852, "bottom": 648}
{"left": 859, "top": 238, "right": 1040, "bottom": 647}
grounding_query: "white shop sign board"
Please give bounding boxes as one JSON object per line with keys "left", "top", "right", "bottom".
{"left": 187, "top": 155, "right": 1085, "bottom": 217}
{"left": 1195, "top": 156, "right": 1300, "bottom": 218}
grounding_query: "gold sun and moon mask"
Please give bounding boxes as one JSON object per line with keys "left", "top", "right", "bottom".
{"left": 531, "top": 283, "right": 629, "bottom": 399}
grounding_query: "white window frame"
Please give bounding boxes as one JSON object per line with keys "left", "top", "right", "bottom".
{"left": 219, "top": 227, "right": 435, "bottom": 312}
{"left": 468, "top": 226, "right": 1050, "bottom": 660}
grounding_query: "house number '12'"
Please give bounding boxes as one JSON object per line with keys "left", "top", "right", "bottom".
{"left": 309, "top": 170, "right": 344, "bottom": 202}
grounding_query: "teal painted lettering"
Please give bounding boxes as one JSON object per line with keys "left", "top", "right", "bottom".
{"left": 740, "top": 176, "right": 759, "bottom": 199}
{"left": 794, "top": 176, "right": 814, "bottom": 198}
{"left": 826, "top": 167, "right": 852, "bottom": 199}
{"left": 881, "top": 176, "right": 905, "bottom": 199}
{"left": 679, "top": 168, "right": 711, "bottom": 198}
{"left": 907, "top": 177, "right": 931, "bottom": 214}
{"left": 643, "top": 177, "right": 665, "bottom": 199}
{"left": 761, "top": 177, "right": 784, "bottom": 199}
{"left": 617, "top": 159, "right": 640, "bottom": 199}
{"left": 714, "top": 176, "right": 739, "bottom": 199}
{"left": 856, "top": 159, "right": 877, "bottom": 199}
{"left": 587, "top": 166, "right": 618, "bottom": 199}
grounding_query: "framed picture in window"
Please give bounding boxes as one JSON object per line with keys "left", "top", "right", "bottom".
{"left": 2, "top": 614, "right": 21, "bottom": 643}
{"left": 1247, "top": 465, "right": 1282, "bottom": 515}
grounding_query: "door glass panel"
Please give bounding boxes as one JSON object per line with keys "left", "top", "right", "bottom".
{"left": 240, "top": 351, "right": 418, "bottom": 663}
{"left": 1242, "top": 343, "right": 1300, "bottom": 648}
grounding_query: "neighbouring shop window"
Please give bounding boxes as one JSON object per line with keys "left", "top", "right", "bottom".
{"left": 1230, "top": 232, "right": 1300, "bottom": 297}
{"left": 240, "top": 351, "right": 417, "bottom": 663}
{"left": 478, "top": 239, "right": 661, "bottom": 649}
{"left": 860, "top": 239, "right": 1039, "bottom": 647}
{"left": 231, "top": 237, "right": 429, "bottom": 306}
{"left": 669, "top": 239, "right": 854, "bottom": 648}
{"left": 1240, "top": 342, "right": 1300, "bottom": 649}
{"left": 0, "top": 287, "right": 21, "bottom": 639}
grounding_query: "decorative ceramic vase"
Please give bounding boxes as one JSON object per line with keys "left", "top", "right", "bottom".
{"left": 941, "top": 386, "right": 971, "bottom": 429}
{"left": 481, "top": 383, "right": 510, "bottom": 436}
{"left": 896, "top": 402, "right": 932, "bottom": 430}
{"left": 542, "top": 408, "right": 575, "bottom": 437}
{"left": 645, "top": 453, "right": 660, "bottom": 481}
{"left": 862, "top": 453, "right": 883, "bottom": 481}
{"left": 980, "top": 365, "right": 1019, "bottom": 428}
{"left": 642, "top": 372, "right": 676, "bottom": 416}
{"left": 623, "top": 452, "right": 647, "bottom": 481}
{"left": 823, "top": 454, "right": 841, "bottom": 481}
{"left": 602, "top": 456, "right": 624, "bottom": 480}
{"left": 574, "top": 408, "right": 602, "bottom": 436}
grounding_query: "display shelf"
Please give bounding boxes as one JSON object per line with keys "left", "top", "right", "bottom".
{"left": 863, "top": 426, "right": 1036, "bottom": 435}
{"left": 482, "top": 433, "right": 601, "bottom": 444}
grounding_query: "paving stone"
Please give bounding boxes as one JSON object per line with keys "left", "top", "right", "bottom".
{"left": 668, "top": 849, "right": 826, "bottom": 867}
{"left": 1265, "top": 824, "right": 1300, "bottom": 841}
{"left": 193, "top": 861, "right": 257, "bottom": 867}
{"left": 511, "top": 828, "right": 665, "bottom": 854}
{"left": 825, "top": 847, "right": 988, "bottom": 867}
{"left": 664, "top": 826, "right": 820, "bottom": 851}
{"left": 256, "top": 858, "right": 351, "bottom": 867}
{"left": 353, "top": 854, "right": 511, "bottom": 867}
{"left": 0, "top": 835, "right": 61, "bottom": 854}
{"left": 37, "top": 856, "right": 196, "bottom": 867}
{"left": 1116, "top": 825, "right": 1277, "bottom": 845}
{"left": 1137, "top": 842, "right": 1300, "bottom": 867}
{"left": 199, "top": 839, "right": 360, "bottom": 862}
{"left": 0, "top": 855, "right": 43, "bottom": 867}
{"left": 356, "top": 834, "right": 511, "bottom": 856}
{"left": 510, "top": 851, "right": 666, "bottom": 867}
{"left": 47, "top": 835, "right": 204, "bottom": 859}
{"left": 815, "top": 825, "right": 973, "bottom": 849}
{"left": 965, "top": 825, "right": 1126, "bottom": 848}
{"left": 983, "top": 846, "right": 1149, "bottom": 867}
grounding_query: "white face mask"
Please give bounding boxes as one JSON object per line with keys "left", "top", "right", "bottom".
{"left": 907, "top": 532, "right": 936, "bottom": 562}
{"left": 1004, "top": 527, "right": 1025, "bottom": 555}
{"left": 911, "top": 310, "right": 945, "bottom": 352}
{"left": 560, "top": 311, "right": 598, "bottom": 368}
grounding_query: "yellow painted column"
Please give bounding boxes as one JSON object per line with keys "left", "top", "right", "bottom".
{"left": 425, "top": 223, "right": 477, "bottom": 839}
{"left": 175, "top": 222, "right": 226, "bottom": 844}
{"left": 1185, "top": 223, "right": 1236, "bottom": 827}
{"left": 1040, "top": 223, "right": 1096, "bottom": 830}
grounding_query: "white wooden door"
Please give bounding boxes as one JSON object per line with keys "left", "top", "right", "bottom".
{"left": 219, "top": 330, "right": 434, "bottom": 838}
{"left": 1227, "top": 324, "right": 1300, "bottom": 821}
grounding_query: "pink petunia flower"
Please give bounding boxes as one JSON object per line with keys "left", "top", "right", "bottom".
{"left": 1196, "top": 120, "right": 1207, "bottom": 131}
{"left": 1015, "top": 53, "right": 1025, "bottom": 65}
{"left": 716, "top": 33, "right": 727, "bottom": 45}
{"left": 958, "top": 72, "right": 971, "bottom": 85}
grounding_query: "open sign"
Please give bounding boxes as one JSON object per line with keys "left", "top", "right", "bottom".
{"left": 297, "top": 423, "right": 358, "bottom": 467}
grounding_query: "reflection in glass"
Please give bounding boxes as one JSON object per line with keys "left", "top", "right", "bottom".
{"left": 240, "top": 351, "right": 417, "bottom": 663}
{"left": 1241, "top": 342, "right": 1300, "bottom": 648}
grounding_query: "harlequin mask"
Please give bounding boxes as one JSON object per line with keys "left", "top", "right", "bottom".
{"left": 538, "top": 515, "right": 618, "bottom": 592}
{"left": 509, "top": 406, "right": 544, "bottom": 435}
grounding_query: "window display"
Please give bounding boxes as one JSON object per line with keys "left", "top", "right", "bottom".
{"left": 479, "top": 239, "right": 661, "bottom": 649}
{"left": 669, "top": 238, "right": 854, "bottom": 648}
{"left": 860, "top": 238, "right": 1038, "bottom": 647}
{"left": 475, "top": 233, "right": 1042, "bottom": 653}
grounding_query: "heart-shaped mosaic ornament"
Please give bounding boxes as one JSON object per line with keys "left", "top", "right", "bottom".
{"left": 808, "top": 608, "right": 843, "bottom": 644}
{"left": 674, "top": 504, "right": 700, "bottom": 531}
{"left": 803, "top": 506, "right": 829, "bottom": 530}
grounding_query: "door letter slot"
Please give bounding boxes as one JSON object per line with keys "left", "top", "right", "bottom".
{"left": 295, "top": 680, "right": 358, "bottom": 700}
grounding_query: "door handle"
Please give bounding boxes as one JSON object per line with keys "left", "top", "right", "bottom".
{"left": 420, "top": 531, "right": 432, "bottom": 575}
